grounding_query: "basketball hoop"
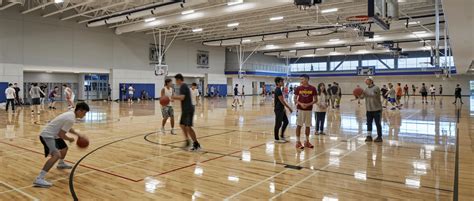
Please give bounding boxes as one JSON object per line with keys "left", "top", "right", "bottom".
{"left": 154, "top": 64, "right": 168, "bottom": 76}
{"left": 346, "top": 15, "right": 369, "bottom": 22}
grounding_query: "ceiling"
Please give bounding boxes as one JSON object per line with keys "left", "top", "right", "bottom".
{"left": 2, "top": 0, "right": 468, "bottom": 72}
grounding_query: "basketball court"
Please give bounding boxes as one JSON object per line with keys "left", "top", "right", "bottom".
{"left": 0, "top": 0, "right": 473, "bottom": 200}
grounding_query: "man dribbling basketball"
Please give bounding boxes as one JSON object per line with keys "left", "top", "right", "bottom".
{"left": 172, "top": 74, "right": 201, "bottom": 151}
{"left": 161, "top": 79, "right": 175, "bottom": 134}
{"left": 33, "top": 102, "right": 90, "bottom": 188}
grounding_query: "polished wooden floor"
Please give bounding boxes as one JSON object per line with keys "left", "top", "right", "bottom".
{"left": 0, "top": 95, "right": 472, "bottom": 200}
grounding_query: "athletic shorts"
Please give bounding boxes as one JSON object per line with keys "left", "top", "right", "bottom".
{"left": 32, "top": 98, "right": 40, "bottom": 105}
{"left": 431, "top": 92, "right": 435, "bottom": 95}
{"left": 49, "top": 97, "right": 55, "bottom": 102}
{"left": 233, "top": 95, "right": 239, "bottom": 100}
{"left": 421, "top": 92, "right": 428, "bottom": 97}
{"left": 388, "top": 98, "right": 396, "bottom": 103}
{"left": 180, "top": 111, "right": 194, "bottom": 127}
{"left": 296, "top": 110, "right": 312, "bottom": 127}
{"left": 39, "top": 136, "right": 67, "bottom": 157}
{"left": 161, "top": 106, "right": 174, "bottom": 118}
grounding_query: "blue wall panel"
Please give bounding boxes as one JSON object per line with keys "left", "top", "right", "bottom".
{"left": 119, "top": 83, "right": 155, "bottom": 100}
{"left": 0, "top": 82, "right": 8, "bottom": 103}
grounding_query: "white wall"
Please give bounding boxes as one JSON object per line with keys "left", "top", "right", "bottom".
{"left": 23, "top": 72, "right": 79, "bottom": 83}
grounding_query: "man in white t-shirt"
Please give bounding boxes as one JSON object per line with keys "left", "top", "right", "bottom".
{"left": 63, "top": 84, "right": 74, "bottom": 109}
{"left": 5, "top": 83, "right": 16, "bottom": 111}
{"left": 429, "top": 84, "right": 436, "bottom": 101}
{"left": 128, "top": 85, "right": 135, "bottom": 102}
{"left": 191, "top": 83, "right": 199, "bottom": 107}
{"left": 33, "top": 102, "right": 90, "bottom": 188}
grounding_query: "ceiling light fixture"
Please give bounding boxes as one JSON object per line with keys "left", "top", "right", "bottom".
{"left": 295, "top": 42, "right": 305, "bottom": 45}
{"left": 227, "top": 22, "right": 239, "bottom": 27}
{"left": 54, "top": 0, "right": 64, "bottom": 3}
{"left": 227, "top": 0, "right": 243, "bottom": 6}
{"left": 412, "top": 31, "right": 427, "bottom": 34}
{"left": 242, "top": 39, "right": 251, "bottom": 43}
{"left": 329, "top": 38, "right": 340, "bottom": 42}
{"left": 269, "top": 16, "right": 284, "bottom": 21}
{"left": 192, "top": 28, "right": 203, "bottom": 32}
{"left": 181, "top": 10, "right": 195, "bottom": 15}
{"left": 321, "top": 8, "right": 338, "bottom": 13}
{"left": 406, "top": 21, "right": 420, "bottom": 25}
{"left": 144, "top": 17, "right": 156, "bottom": 22}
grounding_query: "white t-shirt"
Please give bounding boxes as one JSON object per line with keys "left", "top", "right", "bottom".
{"left": 5, "top": 87, "right": 15, "bottom": 99}
{"left": 40, "top": 111, "right": 76, "bottom": 139}
{"left": 128, "top": 86, "right": 134, "bottom": 95}
{"left": 429, "top": 87, "right": 436, "bottom": 93}
{"left": 191, "top": 88, "right": 199, "bottom": 106}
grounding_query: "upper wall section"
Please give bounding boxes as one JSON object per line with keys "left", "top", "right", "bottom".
{"left": 225, "top": 50, "right": 288, "bottom": 72}
{"left": 0, "top": 8, "right": 225, "bottom": 74}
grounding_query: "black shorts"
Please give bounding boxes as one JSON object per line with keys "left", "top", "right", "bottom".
{"left": 32, "top": 98, "right": 40, "bottom": 105}
{"left": 180, "top": 111, "right": 194, "bottom": 127}
{"left": 39, "top": 136, "right": 68, "bottom": 157}
{"left": 421, "top": 92, "right": 428, "bottom": 97}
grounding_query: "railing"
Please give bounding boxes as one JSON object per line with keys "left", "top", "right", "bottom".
{"left": 226, "top": 62, "right": 289, "bottom": 73}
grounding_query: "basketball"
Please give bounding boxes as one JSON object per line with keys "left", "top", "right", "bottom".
{"left": 160, "top": 96, "right": 170, "bottom": 106}
{"left": 76, "top": 136, "right": 89, "bottom": 148}
{"left": 353, "top": 88, "right": 364, "bottom": 97}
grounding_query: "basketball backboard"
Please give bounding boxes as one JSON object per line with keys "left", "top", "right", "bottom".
{"left": 368, "top": 0, "right": 392, "bottom": 30}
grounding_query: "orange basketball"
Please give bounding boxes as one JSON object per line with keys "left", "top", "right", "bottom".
{"left": 160, "top": 96, "right": 170, "bottom": 106}
{"left": 353, "top": 87, "right": 364, "bottom": 97}
{"left": 76, "top": 137, "right": 89, "bottom": 149}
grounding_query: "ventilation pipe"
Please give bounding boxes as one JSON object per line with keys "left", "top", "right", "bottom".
{"left": 87, "top": 0, "right": 189, "bottom": 27}
{"left": 0, "top": 0, "right": 22, "bottom": 10}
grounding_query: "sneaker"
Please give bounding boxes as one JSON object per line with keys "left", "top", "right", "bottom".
{"left": 33, "top": 177, "right": 53, "bottom": 188}
{"left": 365, "top": 136, "right": 373, "bottom": 142}
{"left": 183, "top": 139, "right": 192, "bottom": 149}
{"left": 280, "top": 136, "right": 287, "bottom": 142}
{"left": 304, "top": 141, "right": 314, "bottom": 149}
{"left": 314, "top": 132, "right": 320, "bottom": 135}
{"left": 295, "top": 141, "right": 304, "bottom": 150}
{"left": 275, "top": 139, "right": 286, "bottom": 143}
{"left": 170, "top": 129, "right": 176, "bottom": 135}
{"left": 189, "top": 142, "right": 201, "bottom": 151}
{"left": 160, "top": 127, "right": 165, "bottom": 134}
{"left": 57, "top": 163, "right": 73, "bottom": 169}
{"left": 231, "top": 104, "right": 236, "bottom": 107}
{"left": 374, "top": 137, "right": 383, "bottom": 143}
{"left": 319, "top": 131, "right": 326, "bottom": 135}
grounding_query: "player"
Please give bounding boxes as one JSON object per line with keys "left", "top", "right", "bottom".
{"left": 63, "top": 84, "right": 74, "bottom": 109}
{"left": 420, "top": 83, "right": 428, "bottom": 104}
{"left": 429, "top": 84, "right": 436, "bottom": 101}
{"left": 453, "top": 84, "right": 463, "bottom": 104}
{"left": 232, "top": 84, "right": 242, "bottom": 107}
{"left": 128, "top": 84, "right": 135, "bottom": 102}
{"left": 161, "top": 79, "right": 175, "bottom": 135}
{"left": 314, "top": 83, "right": 328, "bottom": 135}
{"left": 48, "top": 86, "right": 59, "bottom": 110}
{"left": 359, "top": 77, "right": 383, "bottom": 143}
{"left": 30, "top": 83, "right": 44, "bottom": 114}
{"left": 191, "top": 83, "right": 199, "bottom": 108}
{"left": 33, "top": 102, "right": 90, "bottom": 188}
{"left": 294, "top": 74, "right": 317, "bottom": 150}
{"left": 172, "top": 74, "right": 201, "bottom": 151}
{"left": 273, "top": 77, "right": 293, "bottom": 143}
{"left": 5, "top": 83, "right": 16, "bottom": 111}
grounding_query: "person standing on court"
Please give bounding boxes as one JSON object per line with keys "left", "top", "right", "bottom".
{"left": 429, "top": 84, "right": 436, "bottom": 102}
{"left": 30, "top": 83, "right": 44, "bottom": 114}
{"left": 5, "top": 83, "right": 16, "bottom": 111}
{"left": 121, "top": 84, "right": 126, "bottom": 101}
{"left": 13, "top": 83, "right": 21, "bottom": 105}
{"left": 63, "top": 84, "right": 74, "bottom": 109}
{"left": 33, "top": 102, "right": 90, "bottom": 188}
{"left": 273, "top": 77, "right": 293, "bottom": 143}
{"left": 232, "top": 84, "right": 242, "bottom": 107}
{"left": 48, "top": 86, "right": 59, "bottom": 110}
{"left": 191, "top": 83, "right": 199, "bottom": 108}
{"left": 328, "top": 83, "right": 338, "bottom": 109}
{"left": 439, "top": 85, "right": 443, "bottom": 96}
{"left": 403, "top": 84, "right": 409, "bottom": 100}
{"left": 172, "top": 74, "right": 201, "bottom": 151}
{"left": 161, "top": 79, "right": 175, "bottom": 135}
{"left": 360, "top": 77, "right": 383, "bottom": 143}
{"left": 395, "top": 83, "right": 403, "bottom": 106}
{"left": 294, "top": 74, "right": 317, "bottom": 149}
{"left": 314, "top": 83, "right": 328, "bottom": 135}
{"left": 128, "top": 84, "right": 135, "bottom": 102}
{"left": 420, "top": 83, "right": 428, "bottom": 104}
{"left": 453, "top": 84, "right": 463, "bottom": 104}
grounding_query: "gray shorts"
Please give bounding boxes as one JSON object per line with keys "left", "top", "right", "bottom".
{"left": 39, "top": 136, "right": 67, "bottom": 157}
{"left": 161, "top": 106, "right": 174, "bottom": 118}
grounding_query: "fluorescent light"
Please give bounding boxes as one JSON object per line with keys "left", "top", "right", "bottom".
{"left": 321, "top": 8, "right": 338, "bottom": 13}
{"left": 412, "top": 31, "right": 427, "bottom": 34}
{"left": 266, "top": 44, "right": 276, "bottom": 49}
{"left": 295, "top": 42, "right": 305, "bottom": 45}
{"left": 269, "top": 16, "right": 284, "bottom": 21}
{"left": 329, "top": 38, "right": 340, "bottom": 42}
{"left": 192, "top": 28, "right": 203, "bottom": 32}
{"left": 303, "top": 54, "right": 317, "bottom": 57}
{"left": 227, "top": 22, "right": 239, "bottom": 27}
{"left": 374, "top": 35, "right": 380, "bottom": 38}
{"left": 227, "top": 0, "right": 243, "bottom": 6}
{"left": 317, "top": 48, "right": 325, "bottom": 51}
{"left": 144, "top": 17, "right": 156, "bottom": 22}
{"left": 181, "top": 10, "right": 195, "bottom": 15}
{"left": 54, "top": 0, "right": 64, "bottom": 3}
{"left": 406, "top": 21, "right": 420, "bottom": 25}
{"left": 289, "top": 50, "right": 296, "bottom": 53}
{"left": 242, "top": 39, "right": 251, "bottom": 43}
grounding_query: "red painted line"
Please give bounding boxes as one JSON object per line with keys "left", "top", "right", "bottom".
{"left": 0, "top": 141, "right": 140, "bottom": 182}
{"left": 136, "top": 143, "right": 267, "bottom": 182}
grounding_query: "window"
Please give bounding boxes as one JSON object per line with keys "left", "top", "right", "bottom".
{"left": 361, "top": 59, "right": 394, "bottom": 69}
{"left": 331, "top": 60, "right": 358, "bottom": 71}
{"left": 290, "top": 62, "right": 327, "bottom": 72}
{"left": 398, "top": 57, "right": 434, "bottom": 68}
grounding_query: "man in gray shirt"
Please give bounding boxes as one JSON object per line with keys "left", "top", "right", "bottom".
{"left": 360, "top": 77, "right": 383, "bottom": 143}
{"left": 29, "top": 83, "right": 44, "bottom": 114}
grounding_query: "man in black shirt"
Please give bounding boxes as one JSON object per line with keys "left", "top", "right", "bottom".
{"left": 172, "top": 74, "right": 201, "bottom": 151}
{"left": 453, "top": 84, "right": 463, "bottom": 104}
{"left": 232, "top": 84, "right": 241, "bottom": 107}
{"left": 274, "top": 77, "right": 293, "bottom": 143}
{"left": 13, "top": 83, "right": 21, "bottom": 105}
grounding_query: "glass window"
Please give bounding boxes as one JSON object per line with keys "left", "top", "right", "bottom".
{"left": 398, "top": 57, "right": 435, "bottom": 68}
{"left": 362, "top": 59, "right": 393, "bottom": 69}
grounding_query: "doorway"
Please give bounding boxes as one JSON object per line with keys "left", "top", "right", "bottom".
{"left": 84, "top": 74, "right": 109, "bottom": 100}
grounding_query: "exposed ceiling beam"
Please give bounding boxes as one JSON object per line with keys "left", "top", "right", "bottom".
{"left": 43, "top": 1, "right": 92, "bottom": 17}
{"left": 61, "top": 1, "right": 127, "bottom": 21}
{"left": 21, "top": 1, "right": 54, "bottom": 14}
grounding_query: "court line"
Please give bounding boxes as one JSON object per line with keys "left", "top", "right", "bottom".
{"left": 223, "top": 133, "right": 364, "bottom": 200}
{"left": 269, "top": 142, "right": 367, "bottom": 200}
{"left": 0, "top": 181, "right": 39, "bottom": 201}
